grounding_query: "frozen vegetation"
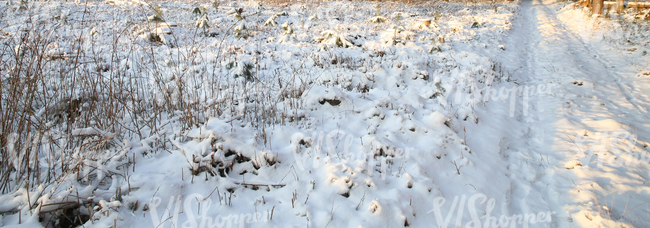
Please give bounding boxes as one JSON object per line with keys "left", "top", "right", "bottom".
{"left": 0, "top": 0, "right": 649, "bottom": 227}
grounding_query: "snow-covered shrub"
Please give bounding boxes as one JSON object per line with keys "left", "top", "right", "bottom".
{"left": 264, "top": 12, "right": 287, "bottom": 27}
{"left": 380, "top": 28, "right": 415, "bottom": 45}
{"left": 148, "top": 33, "right": 162, "bottom": 43}
{"left": 380, "top": 12, "right": 411, "bottom": 45}
{"left": 368, "top": 16, "right": 388, "bottom": 24}
{"left": 264, "top": 15, "right": 278, "bottom": 26}
{"left": 368, "top": 3, "right": 387, "bottom": 23}
{"left": 192, "top": 7, "right": 202, "bottom": 17}
{"left": 256, "top": 1, "right": 264, "bottom": 14}
{"left": 196, "top": 15, "right": 209, "bottom": 28}
{"left": 278, "top": 21, "right": 296, "bottom": 43}
{"left": 152, "top": 4, "right": 163, "bottom": 17}
{"left": 147, "top": 14, "right": 164, "bottom": 23}
{"left": 17, "top": 0, "right": 27, "bottom": 11}
{"left": 433, "top": 10, "right": 442, "bottom": 21}
{"left": 429, "top": 44, "right": 443, "bottom": 53}
{"left": 434, "top": 77, "right": 446, "bottom": 97}
{"left": 234, "top": 23, "right": 250, "bottom": 39}
{"left": 228, "top": 7, "right": 244, "bottom": 20}
{"left": 195, "top": 14, "right": 210, "bottom": 35}
{"left": 319, "top": 30, "right": 354, "bottom": 48}
{"left": 236, "top": 63, "right": 255, "bottom": 81}
{"left": 212, "top": 0, "right": 219, "bottom": 12}
{"left": 308, "top": 13, "right": 318, "bottom": 21}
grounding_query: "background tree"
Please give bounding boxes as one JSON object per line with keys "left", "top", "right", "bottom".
{"left": 593, "top": 0, "right": 603, "bottom": 15}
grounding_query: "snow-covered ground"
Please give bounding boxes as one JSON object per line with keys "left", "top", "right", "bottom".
{"left": 0, "top": 0, "right": 648, "bottom": 227}
{"left": 490, "top": 0, "right": 650, "bottom": 227}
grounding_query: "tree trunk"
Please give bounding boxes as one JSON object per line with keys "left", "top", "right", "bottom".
{"left": 593, "top": 0, "right": 604, "bottom": 15}
{"left": 616, "top": 0, "right": 625, "bottom": 14}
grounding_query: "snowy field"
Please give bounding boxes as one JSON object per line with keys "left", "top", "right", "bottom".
{"left": 0, "top": 0, "right": 649, "bottom": 227}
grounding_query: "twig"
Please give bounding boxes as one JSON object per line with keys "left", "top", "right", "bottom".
{"left": 355, "top": 191, "right": 366, "bottom": 210}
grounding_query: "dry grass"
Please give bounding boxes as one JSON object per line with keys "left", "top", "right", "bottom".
{"left": 0, "top": 0, "right": 516, "bottom": 226}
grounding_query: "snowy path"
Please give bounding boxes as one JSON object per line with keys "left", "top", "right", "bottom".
{"left": 491, "top": 0, "right": 650, "bottom": 226}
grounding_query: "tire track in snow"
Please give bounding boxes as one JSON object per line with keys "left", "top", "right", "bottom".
{"left": 536, "top": 0, "right": 649, "bottom": 114}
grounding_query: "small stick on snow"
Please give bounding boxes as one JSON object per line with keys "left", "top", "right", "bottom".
{"left": 204, "top": 185, "right": 220, "bottom": 201}
{"left": 270, "top": 206, "right": 275, "bottom": 220}
{"left": 355, "top": 190, "right": 366, "bottom": 210}
{"left": 226, "top": 115, "right": 243, "bottom": 123}
{"left": 452, "top": 161, "right": 462, "bottom": 175}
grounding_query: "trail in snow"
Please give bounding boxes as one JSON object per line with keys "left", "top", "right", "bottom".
{"left": 491, "top": 0, "right": 650, "bottom": 227}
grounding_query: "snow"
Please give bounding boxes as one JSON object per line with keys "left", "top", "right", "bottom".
{"left": 0, "top": 0, "right": 649, "bottom": 227}
{"left": 490, "top": 0, "right": 650, "bottom": 227}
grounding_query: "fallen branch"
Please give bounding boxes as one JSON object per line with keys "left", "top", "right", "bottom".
{"left": 232, "top": 181, "right": 286, "bottom": 188}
